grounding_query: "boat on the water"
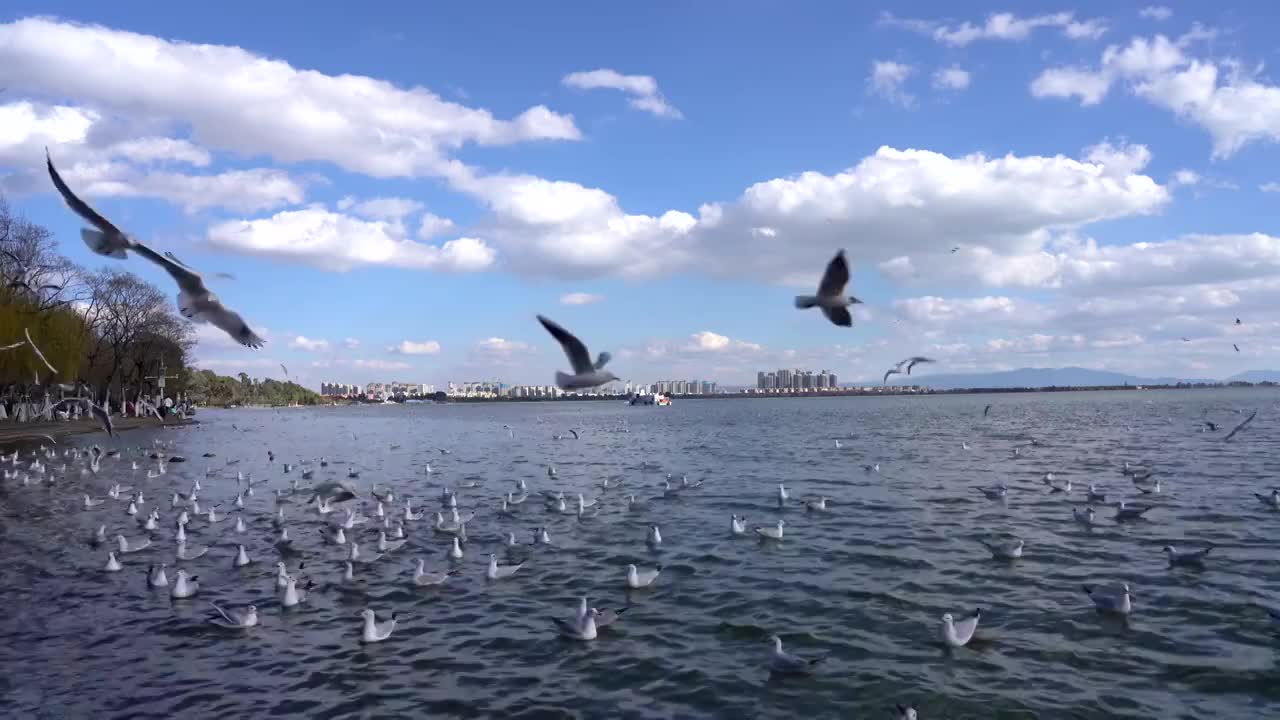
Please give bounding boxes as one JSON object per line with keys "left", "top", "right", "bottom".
{"left": 628, "top": 392, "right": 671, "bottom": 407}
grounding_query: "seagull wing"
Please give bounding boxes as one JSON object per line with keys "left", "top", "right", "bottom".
{"left": 46, "top": 151, "right": 127, "bottom": 240}
{"left": 822, "top": 306, "right": 853, "bottom": 327}
{"left": 202, "top": 302, "right": 266, "bottom": 349}
{"left": 22, "top": 328, "right": 57, "bottom": 374}
{"left": 593, "top": 351, "right": 612, "bottom": 370}
{"left": 952, "top": 609, "right": 980, "bottom": 644}
{"left": 817, "top": 250, "right": 849, "bottom": 297}
{"left": 906, "top": 357, "right": 935, "bottom": 374}
{"left": 537, "top": 315, "right": 593, "bottom": 374}
{"left": 210, "top": 602, "right": 237, "bottom": 624}
{"left": 90, "top": 402, "right": 116, "bottom": 437}
{"left": 1224, "top": 410, "right": 1258, "bottom": 441}
{"left": 129, "top": 242, "right": 207, "bottom": 297}
{"left": 883, "top": 368, "right": 900, "bottom": 384}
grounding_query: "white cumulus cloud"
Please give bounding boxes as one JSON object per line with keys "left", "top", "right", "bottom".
{"left": 562, "top": 68, "right": 682, "bottom": 119}
{"left": 868, "top": 61, "right": 915, "bottom": 107}
{"left": 207, "top": 206, "right": 495, "bottom": 272}
{"left": 932, "top": 66, "right": 971, "bottom": 91}
{"left": 559, "top": 292, "right": 604, "bottom": 305}
{"left": 1031, "top": 31, "right": 1280, "bottom": 157}
{"left": 289, "top": 335, "right": 330, "bottom": 352}
{"left": 879, "top": 11, "right": 1106, "bottom": 46}
{"left": 389, "top": 340, "right": 441, "bottom": 355}
{"left": 0, "top": 17, "right": 580, "bottom": 181}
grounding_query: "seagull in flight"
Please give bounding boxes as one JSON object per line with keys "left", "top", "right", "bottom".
{"left": 794, "top": 249, "right": 863, "bottom": 327}
{"left": 901, "top": 356, "right": 935, "bottom": 375}
{"left": 537, "top": 314, "right": 619, "bottom": 390}
{"left": 47, "top": 152, "right": 264, "bottom": 349}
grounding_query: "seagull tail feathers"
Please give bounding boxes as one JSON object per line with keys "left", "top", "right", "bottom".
{"left": 80, "top": 228, "right": 130, "bottom": 260}
{"left": 794, "top": 295, "right": 819, "bottom": 309}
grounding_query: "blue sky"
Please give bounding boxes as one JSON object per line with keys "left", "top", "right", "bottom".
{"left": 3, "top": 3, "right": 1280, "bottom": 388}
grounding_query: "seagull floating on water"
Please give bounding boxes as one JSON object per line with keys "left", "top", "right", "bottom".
{"left": 170, "top": 569, "right": 199, "bottom": 599}
{"left": 979, "top": 538, "right": 1023, "bottom": 560}
{"left": 486, "top": 553, "right": 523, "bottom": 580}
{"left": 1163, "top": 545, "right": 1213, "bottom": 567}
{"left": 755, "top": 520, "right": 785, "bottom": 540}
{"left": 1084, "top": 583, "right": 1132, "bottom": 615}
{"left": 941, "top": 608, "right": 981, "bottom": 648}
{"left": 626, "top": 564, "right": 663, "bottom": 589}
{"left": 360, "top": 609, "right": 397, "bottom": 643}
{"left": 767, "top": 635, "right": 824, "bottom": 673}
{"left": 209, "top": 603, "right": 258, "bottom": 629}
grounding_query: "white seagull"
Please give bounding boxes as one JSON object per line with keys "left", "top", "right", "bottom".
{"left": 767, "top": 635, "right": 824, "bottom": 673}
{"left": 626, "top": 563, "right": 663, "bottom": 589}
{"left": 359, "top": 609, "right": 397, "bottom": 643}
{"left": 209, "top": 603, "right": 258, "bottom": 629}
{"left": 794, "top": 249, "right": 862, "bottom": 327}
{"left": 536, "top": 314, "right": 619, "bottom": 390}
{"left": 941, "top": 608, "right": 981, "bottom": 648}
{"left": 1084, "top": 583, "right": 1132, "bottom": 615}
{"left": 486, "top": 553, "right": 523, "bottom": 580}
{"left": 170, "top": 569, "right": 199, "bottom": 599}
{"left": 979, "top": 538, "right": 1024, "bottom": 560}
{"left": 1163, "top": 545, "right": 1213, "bottom": 567}
{"left": 47, "top": 152, "right": 265, "bottom": 349}
{"left": 755, "top": 520, "right": 785, "bottom": 540}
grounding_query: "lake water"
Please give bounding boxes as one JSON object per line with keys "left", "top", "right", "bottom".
{"left": 2, "top": 389, "right": 1279, "bottom": 719}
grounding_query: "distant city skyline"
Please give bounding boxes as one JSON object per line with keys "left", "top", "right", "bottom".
{"left": 757, "top": 368, "right": 838, "bottom": 392}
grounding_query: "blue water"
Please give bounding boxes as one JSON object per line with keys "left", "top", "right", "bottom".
{"left": 2, "top": 389, "right": 1279, "bottom": 718}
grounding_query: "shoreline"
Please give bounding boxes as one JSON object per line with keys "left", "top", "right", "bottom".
{"left": 0, "top": 416, "right": 197, "bottom": 446}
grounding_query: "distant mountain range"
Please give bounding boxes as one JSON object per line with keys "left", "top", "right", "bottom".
{"left": 854, "top": 366, "right": 1280, "bottom": 390}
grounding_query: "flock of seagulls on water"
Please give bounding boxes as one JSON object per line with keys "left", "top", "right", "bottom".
{"left": 1, "top": 394, "right": 1272, "bottom": 720}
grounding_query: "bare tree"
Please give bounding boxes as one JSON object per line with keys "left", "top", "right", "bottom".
{"left": 0, "top": 197, "right": 81, "bottom": 313}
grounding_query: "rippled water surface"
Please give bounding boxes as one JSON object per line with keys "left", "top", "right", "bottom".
{"left": 4, "top": 390, "right": 1280, "bottom": 719}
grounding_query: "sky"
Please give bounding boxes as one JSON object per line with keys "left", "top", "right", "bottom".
{"left": 3, "top": 2, "right": 1280, "bottom": 389}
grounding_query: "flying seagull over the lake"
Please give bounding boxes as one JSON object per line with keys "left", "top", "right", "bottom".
{"left": 794, "top": 249, "right": 863, "bottom": 327}
{"left": 47, "top": 152, "right": 264, "bottom": 349}
{"left": 902, "top": 356, "right": 935, "bottom": 375}
{"left": 281, "top": 364, "right": 289, "bottom": 378}
{"left": 1224, "top": 409, "right": 1258, "bottom": 442}
{"left": 537, "top": 314, "right": 619, "bottom": 390}
{"left": 1236, "top": 317, "right": 1242, "bottom": 324}
{"left": 983, "top": 404, "right": 992, "bottom": 417}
